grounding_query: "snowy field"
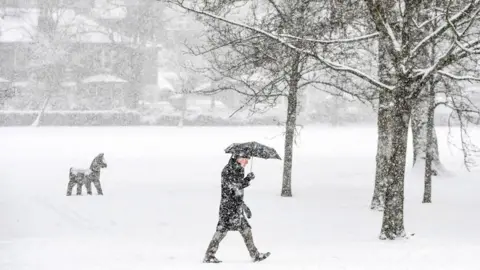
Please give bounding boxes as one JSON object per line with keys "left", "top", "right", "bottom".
{"left": 1, "top": 125, "right": 480, "bottom": 270}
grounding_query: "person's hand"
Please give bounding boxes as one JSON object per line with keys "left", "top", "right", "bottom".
{"left": 246, "top": 172, "right": 255, "bottom": 180}
{"left": 243, "top": 204, "right": 252, "bottom": 219}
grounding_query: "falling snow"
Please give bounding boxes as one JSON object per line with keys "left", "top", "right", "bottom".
{"left": 1, "top": 0, "right": 480, "bottom": 269}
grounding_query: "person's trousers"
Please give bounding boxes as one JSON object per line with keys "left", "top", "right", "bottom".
{"left": 205, "top": 228, "right": 259, "bottom": 258}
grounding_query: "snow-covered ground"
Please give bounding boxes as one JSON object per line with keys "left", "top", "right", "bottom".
{"left": 1, "top": 125, "right": 480, "bottom": 270}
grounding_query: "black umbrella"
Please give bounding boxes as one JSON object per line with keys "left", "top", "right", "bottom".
{"left": 224, "top": 141, "right": 282, "bottom": 160}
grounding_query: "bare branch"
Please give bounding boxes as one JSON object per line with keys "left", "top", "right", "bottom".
{"left": 411, "top": 0, "right": 480, "bottom": 58}
{"left": 168, "top": 1, "right": 394, "bottom": 91}
{"left": 438, "top": 71, "right": 480, "bottom": 82}
{"left": 441, "top": 77, "right": 480, "bottom": 171}
{"left": 267, "top": 0, "right": 289, "bottom": 26}
{"left": 279, "top": 32, "right": 380, "bottom": 44}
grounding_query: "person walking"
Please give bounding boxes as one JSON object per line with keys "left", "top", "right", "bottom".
{"left": 203, "top": 152, "right": 270, "bottom": 263}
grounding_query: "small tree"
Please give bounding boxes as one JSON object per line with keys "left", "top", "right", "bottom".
{"left": 175, "top": 0, "right": 320, "bottom": 197}
{"left": 30, "top": 2, "right": 72, "bottom": 125}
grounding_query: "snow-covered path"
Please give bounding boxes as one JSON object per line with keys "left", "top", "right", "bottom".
{"left": 1, "top": 126, "right": 480, "bottom": 269}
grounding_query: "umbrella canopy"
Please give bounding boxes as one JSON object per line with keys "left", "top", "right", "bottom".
{"left": 225, "top": 141, "right": 281, "bottom": 160}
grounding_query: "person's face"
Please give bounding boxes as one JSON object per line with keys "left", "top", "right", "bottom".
{"left": 237, "top": 157, "right": 249, "bottom": 167}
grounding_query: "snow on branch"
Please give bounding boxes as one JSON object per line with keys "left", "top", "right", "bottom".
{"left": 446, "top": 1, "right": 480, "bottom": 54}
{"left": 415, "top": 30, "right": 480, "bottom": 87}
{"left": 435, "top": 40, "right": 480, "bottom": 73}
{"left": 168, "top": 1, "right": 394, "bottom": 91}
{"left": 381, "top": 21, "right": 401, "bottom": 53}
{"left": 412, "top": 43, "right": 456, "bottom": 83}
{"left": 441, "top": 78, "right": 480, "bottom": 171}
{"left": 279, "top": 32, "right": 380, "bottom": 44}
{"left": 267, "top": 0, "right": 289, "bottom": 25}
{"left": 454, "top": 39, "right": 480, "bottom": 54}
{"left": 411, "top": 1, "right": 479, "bottom": 57}
{"left": 413, "top": 14, "right": 444, "bottom": 29}
{"left": 363, "top": 0, "right": 402, "bottom": 60}
{"left": 438, "top": 71, "right": 480, "bottom": 82}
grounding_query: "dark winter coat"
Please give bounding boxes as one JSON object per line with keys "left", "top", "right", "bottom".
{"left": 216, "top": 157, "right": 253, "bottom": 232}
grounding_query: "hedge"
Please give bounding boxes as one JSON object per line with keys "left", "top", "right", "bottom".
{"left": 0, "top": 110, "right": 459, "bottom": 126}
{"left": 0, "top": 110, "right": 142, "bottom": 126}
{"left": 0, "top": 110, "right": 283, "bottom": 126}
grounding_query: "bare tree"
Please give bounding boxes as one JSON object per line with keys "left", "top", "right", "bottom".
{"left": 101, "top": 0, "right": 170, "bottom": 108}
{"left": 421, "top": 3, "right": 440, "bottom": 203}
{"left": 365, "top": 0, "right": 480, "bottom": 239}
{"left": 174, "top": 1, "right": 317, "bottom": 197}
{"left": 410, "top": 0, "right": 444, "bottom": 177}
{"left": 167, "top": 0, "right": 480, "bottom": 239}
{"left": 412, "top": 95, "right": 444, "bottom": 174}
{"left": 4, "top": 1, "right": 113, "bottom": 125}
{"left": 370, "top": 31, "right": 394, "bottom": 211}
{"left": 167, "top": 0, "right": 375, "bottom": 197}
{"left": 441, "top": 76, "right": 480, "bottom": 170}
{"left": 30, "top": 2, "right": 72, "bottom": 125}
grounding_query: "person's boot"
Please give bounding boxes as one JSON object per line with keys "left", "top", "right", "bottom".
{"left": 253, "top": 252, "right": 271, "bottom": 262}
{"left": 203, "top": 231, "right": 226, "bottom": 263}
{"left": 203, "top": 255, "right": 221, "bottom": 263}
{"left": 239, "top": 228, "right": 269, "bottom": 262}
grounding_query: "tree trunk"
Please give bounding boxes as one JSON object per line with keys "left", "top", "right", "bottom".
{"left": 32, "top": 95, "right": 51, "bottom": 127}
{"left": 423, "top": 5, "right": 437, "bottom": 203}
{"left": 423, "top": 81, "right": 434, "bottom": 203}
{"left": 371, "top": 91, "right": 392, "bottom": 210}
{"left": 371, "top": 34, "right": 394, "bottom": 211}
{"left": 128, "top": 45, "right": 142, "bottom": 109}
{"left": 210, "top": 95, "right": 216, "bottom": 111}
{"left": 411, "top": 1, "right": 443, "bottom": 176}
{"left": 412, "top": 97, "right": 442, "bottom": 174}
{"left": 281, "top": 77, "right": 299, "bottom": 197}
{"left": 379, "top": 96, "right": 410, "bottom": 240}
{"left": 178, "top": 96, "right": 187, "bottom": 127}
{"left": 422, "top": 25, "right": 437, "bottom": 202}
